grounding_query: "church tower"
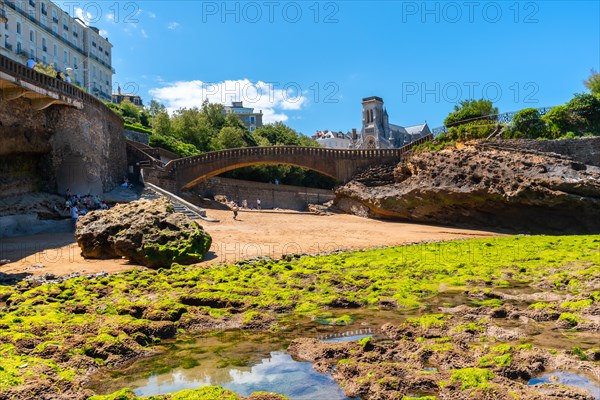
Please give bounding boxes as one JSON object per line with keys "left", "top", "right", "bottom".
{"left": 361, "top": 96, "right": 390, "bottom": 148}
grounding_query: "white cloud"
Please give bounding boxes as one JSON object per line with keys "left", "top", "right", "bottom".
{"left": 106, "top": 12, "right": 115, "bottom": 22}
{"left": 141, "top": 29, "right": 149, "bottom": 39}
{"left": 99, "top": 29, "right": 109, "bottom": 37}
{"left": 147, "top": 11, "right": 157, "bottom": 19}
{"left": 149, "top": 79, "right": 309, "bottom": 123}
{"left": 167, "top": 22, "right": 181, "bottom": 30}
{"left": 74, "top": 7, "right": 94, "bottom": 22}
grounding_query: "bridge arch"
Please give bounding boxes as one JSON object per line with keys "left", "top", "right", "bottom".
{"left": 180, "top": 160, "right": 339, "bottom": 190}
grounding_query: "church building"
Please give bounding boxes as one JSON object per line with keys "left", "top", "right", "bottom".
{"left": 359, "top": 96, "right": 430, "bottom": 149}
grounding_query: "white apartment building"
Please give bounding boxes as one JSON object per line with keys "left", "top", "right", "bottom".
{"left": 0, "top": 0, "right": 114, "bottom": 100}
{"left": 312, "top": 130, "right": 354, "bottom": 149}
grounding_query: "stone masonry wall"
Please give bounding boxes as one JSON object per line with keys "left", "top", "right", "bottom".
{"left": 492, "top": 137, "right": 600, "bottom": 167}
{"left": 190, "top": 177, "right": 335, "bottom": 211}
{"left": 0, "top": 94, "right": 126, "bottom": 197}
{"left": 124, "top": 129, "right": 149, "bottom": 145}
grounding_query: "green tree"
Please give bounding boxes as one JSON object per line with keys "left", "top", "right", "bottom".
{"left": 542, "top": 105, "right": 573, "bottom": 138}
{"left": 148, "top": 135, "right": 199, "bottom": 157}
{"left": 444, "top": 99, "right": 498, "bottom": 127}
{"left": 565, "top": 93, "right": 600, "bottom": 133}
{"left": 170, "top": 107, "right": 215, "bottom": 152}
{"left": 152, "top": 112, "right": 172, "bottom": 137}
{"left": 139, "top": 110, "right": 151, "bottom": 128}
{"left": 508, "top": 108, "right": 548, "bottom": 138}
{"left": 147, "top": 100, "right": 167, "bottom": 117}
{"left": 216, "top": 126, "right": 247, "bottom": 149}
{"left": 583, "top": 69, "right": 600, "bottom": 97}
{"left": 201, "top": 100, "right": 226, "bottom": 131}
{"left": 254, "top": 122, "right": 303, "bottom": 145}
{"left": 119, "top": 100, "right": 141, "bottom": 122}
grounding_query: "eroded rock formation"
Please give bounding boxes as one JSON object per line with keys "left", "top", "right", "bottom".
{"left": 75, "top": 198, "right": 212, "bottom": 268}
{"left": 334, "top": 141, "right": 600, "bottom": 233}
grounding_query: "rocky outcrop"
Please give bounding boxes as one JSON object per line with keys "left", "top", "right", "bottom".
{"left": 75, "top": 198, "right": 212, "bottom": 268}
{"left": 334, "top": 142, "right": 600, "bottom": 233}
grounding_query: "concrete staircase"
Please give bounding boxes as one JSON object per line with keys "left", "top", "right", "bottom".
{"left": 141, "top": 187, "right": 205, "bottom": 220}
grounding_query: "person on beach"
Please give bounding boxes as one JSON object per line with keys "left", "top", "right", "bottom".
{"left": 232, "top": 202, "right": 239, "bottom": 220}
{"left": 256, "top": 199, "right": 261, "bottom": 210}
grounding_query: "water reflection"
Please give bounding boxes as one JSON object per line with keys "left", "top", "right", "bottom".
{"left": 133, "top": 351, "right": 352, "bottom": 400}
{"left": 528, "top": 371, "right": 600, "bottom": 400}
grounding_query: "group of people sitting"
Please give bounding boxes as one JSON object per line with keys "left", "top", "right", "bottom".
{"left": 61, "top": 189, "right": 109, "bottom": 221}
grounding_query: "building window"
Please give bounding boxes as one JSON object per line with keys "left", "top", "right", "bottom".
{"left": 41, "top": 2, "right": 47, "bottom": 15}
{"left": 63, "top": 50, "right": 67, "bottom": 64}
{"left": 16, "top": 22, "right": 21, "bottom": 35}
{"left": 17, "top": 42, "right": 22, "bottom": 54}
{"left": 42, "top": 37, "right": 47, "bottom": 52}
{"left": 42, "top": 55, "right": 47, "bottom": 64}
{"left": 29, "top": 30, "right": 34, "bottom": 42}
{"left": 250, "top": 116, "right": 256, "bottom": 124}
{"left": 53, "top": 44, "right": 57, "bottom": 57}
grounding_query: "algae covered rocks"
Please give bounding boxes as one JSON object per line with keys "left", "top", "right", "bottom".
{"left": 75, "top": 198, "right": 212, "bottom": 268}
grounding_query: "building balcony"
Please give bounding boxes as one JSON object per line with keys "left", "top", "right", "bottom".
{"left": 90, "top": 53, "right": 115, "bottom": 73}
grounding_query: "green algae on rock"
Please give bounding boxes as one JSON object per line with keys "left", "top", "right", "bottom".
{"left": 0, "top": 235, "right": 598, "bottom": 399}
{"left": 75, "top": 198, "right": 212, "bottom": 268}
{"left": 88, "top": 386, "right": 289, "bottom": 399}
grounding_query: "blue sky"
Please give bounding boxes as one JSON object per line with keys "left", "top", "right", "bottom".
{"left": 61, "top": 1, "right": 599, "bottom": 135}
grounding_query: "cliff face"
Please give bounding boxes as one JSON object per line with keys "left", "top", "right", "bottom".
{"left": 334, "top": 142, "right": 600, "bottom": 233}
{"left": 0, "top": 94, "right": 126, "bottom": 198}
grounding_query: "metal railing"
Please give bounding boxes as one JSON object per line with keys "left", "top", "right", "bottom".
{"left": 0, "top": 52, "right": 82, "bottom": 99}
{"left": 430, "top": 106, "right": 555, "bottom": 137}
{"left": 0, "top": 52, "right": 123, "bottom": 122}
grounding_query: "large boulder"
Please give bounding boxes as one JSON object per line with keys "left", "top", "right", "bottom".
{"left": 75, "top": 198, "right": 212, "bottom": 268}
{"left": 334, "top": 141, "right": 600, "bottom": 233}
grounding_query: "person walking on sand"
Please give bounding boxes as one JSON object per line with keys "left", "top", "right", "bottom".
{"left": 232, "top": 202, "right": 239, "bottom": 220}
{"left": 256, "top": 199, "right": 261, "bottom": 210}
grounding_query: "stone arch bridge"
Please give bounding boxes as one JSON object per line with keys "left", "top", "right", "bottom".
{"left": 138, "top": 135, "right": 433, "bottom": 192}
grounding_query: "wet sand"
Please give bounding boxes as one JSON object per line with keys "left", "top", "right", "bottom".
{"left": 0, "top": 209, "right": 500, "bottom": 278}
